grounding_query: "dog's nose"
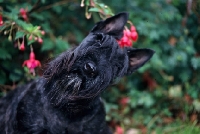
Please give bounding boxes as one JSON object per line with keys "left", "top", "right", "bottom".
{"left": 83, "top": 62, "right": 97, "bottom": 77}
{"left": 96, "top": 33, "right": 104, "bottom": 42}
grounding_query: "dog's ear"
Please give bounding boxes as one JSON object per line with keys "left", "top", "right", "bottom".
{"left": 126, "top": 48, "right": 155, "bottom": 74}
{"left": 91, "top": 12, "right": 128, "bottom": 39}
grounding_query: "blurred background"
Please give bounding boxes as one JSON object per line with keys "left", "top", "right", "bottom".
{"left": 0, "top": 0, "right": 200, "bottom": 133}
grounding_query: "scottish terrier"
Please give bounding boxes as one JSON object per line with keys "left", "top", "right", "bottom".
{"left": 0, "top": 12, "right": 154, "bottom": 134}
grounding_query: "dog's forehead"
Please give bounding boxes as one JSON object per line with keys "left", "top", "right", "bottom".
{"left": 78, "top": 33, "right": 120, "bottom": 51}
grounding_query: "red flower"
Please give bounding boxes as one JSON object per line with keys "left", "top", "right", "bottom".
{"left": 23, "top": 51, "right": 41, "bottom": 75}
{"left": 117, "top": 24, "right": 138, "bottom": 48}
{"left": 20, "top": 8, "right": 28, "bottom": 21}
{"left": 0, "top": 15, "right": 3, "bottom": 26}
{"left": 130, "top": 25, "right": 136, "bottom": 32}
{"left": 41, "top": 30, "right": 45, "bottom": 35}
{"left": 19, "top": 39, "right": 25, "bottom": 51}
{"left": 19, "top": 43, "right": 25, "bottom": 51}
{"left": 37, "top": 37, "right": 43, "bottom": 44}
{"left": 130, "top": 31, "right": 138, "bottom": 42}
{"left": 130, "top": 25, "right": 138, "bottom": 41}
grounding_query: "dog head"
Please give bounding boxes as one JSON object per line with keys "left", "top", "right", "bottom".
{"left": 43, "top": 12, "right": 154, "bottom": 109}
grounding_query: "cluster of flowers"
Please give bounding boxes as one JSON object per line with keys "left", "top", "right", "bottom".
{"left": 19, "top": 8, "right": 45, "bottom": 50}
{"left": 1, "top": 8, "right": 45, "bottom": 75}
{"left": 18, "top": 26, "right": 45, "bottom": 51}
{"left": 117, "top": 25, "right": 138, "bottom": 48}
{"left": 20, "top": 8, "right": 28, "bottom": 21}
{"left": 18, "top": 8, "right": 44, "bottom": 75}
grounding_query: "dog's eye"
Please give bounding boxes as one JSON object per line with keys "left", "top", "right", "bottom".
{"left": 83, "top": 63, "right": 97, "bottom": 77}
{"left": 96, "top": 33, "right": 104, "bottom": 42}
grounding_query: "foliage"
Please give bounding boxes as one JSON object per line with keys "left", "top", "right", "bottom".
{"left": 0, "top": 0, "right": 200, "bottom": 133}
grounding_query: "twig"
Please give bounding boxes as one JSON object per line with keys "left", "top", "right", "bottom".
{"left": 29, "top": 0, "right": 41, "bottom": 14}
{"left": 36, "top": 0, "right": 75, "bottom": 13}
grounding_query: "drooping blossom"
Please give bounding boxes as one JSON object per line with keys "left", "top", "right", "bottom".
{"left": 0, "top": 15, "right": 3, "bottom": 26}
{"left": 19, "top": 42, "right": 25, "bottom": 51}
{"left": 37, "top": 37, "right": 43, "bottom": 44}
{"left": 19, "top": 38, "right": 25, "bottom": 51}
{"left": 23, "top": 51, "right": 41, "bottom": 75}
{"left": 117, "top": 24, "right": 138, "bottom": 48}
{"left": 41, "top": 30, "right": 45, "bottom": 35}
{"left": 19, "top": 8, "right": 28, "bottom": 21}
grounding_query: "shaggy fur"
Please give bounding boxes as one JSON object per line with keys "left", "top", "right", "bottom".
{"left": 0, "top": 12, "right": 154, "bottom": 134}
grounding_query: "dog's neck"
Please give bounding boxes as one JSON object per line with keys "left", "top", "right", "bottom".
{"left": 53, "top": 95, "right": 102, "bottom": 118}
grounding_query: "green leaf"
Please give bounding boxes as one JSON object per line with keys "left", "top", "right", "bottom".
{"left": 0, "top": 48, "right": 11, "bottom": 60}
{"left": 88, "top": 7, "right": 100, "bottom": 12}
{"left": 3, "top": 10, "right": 18, "bottom": 20}
{"left": 55, "top": 38, "right": 70, "bottom": 53}
{"left": 9, "top": 69, "right": 22, "bottom": 82}
{"left": 0, "top": 24, "right": 7, "bottom": 32}
{"left": 41, "top": 0, "right": 46, "bottom": 4}
{"left": 41, "top": 38, "right": 55, "bottom": 51}
{"left": 9, "top": 74, "right": 19, "bottom": 82}
{"left": 15, "top": 20, "right": 33, "bottom": 31}
{"left": 15, "top": 31, "right": 25, "bottom": 39}
{"left": 28, "top": 39, "right": 36, "bottom": 45}
{"left": 30, "top": 13, "right": 46, "bottom": 21}
{"left": 0, "top": 71, "right": 7, "bottom": 84}
{"left": 191, "top": 57, "right": 200, "bottom": 69}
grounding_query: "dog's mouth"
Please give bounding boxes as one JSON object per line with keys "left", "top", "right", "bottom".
{"left": 47, "top": 74, "right": 98, "bottom": 108}
{"left": 66, "top": 75, "right": 82, "bottom": 97}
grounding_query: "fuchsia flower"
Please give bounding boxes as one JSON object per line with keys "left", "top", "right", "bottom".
{"left": 0, "top": 15, "right": 3, "bottom": 26}
{"left": 19, "top": 38, "right": 25, "bottom": 51}
{"left": 117, "top": 24, "right": 138, "bottom": 48}
{"left": 37, "top": 37, "right": 43, "bottom": 44}
{"left": 19, "top": 8, "right": 28, "bottom": 21}
{"left": 23, "top": 51, "right": 41, "bottom": 75}
{"left": 19, "top": 43, "right": 25, "bottom": 51}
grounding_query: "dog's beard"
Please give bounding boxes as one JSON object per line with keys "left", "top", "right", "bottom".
{"left": 46, "top": 74, "right": 104, "bottom": 109}
{"left": 47, "top": 74, "right": 83, "bottom": 107}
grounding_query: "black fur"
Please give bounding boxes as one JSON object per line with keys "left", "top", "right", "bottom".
{"left": 0, "top": 12, "right": 154, "bottom": 134}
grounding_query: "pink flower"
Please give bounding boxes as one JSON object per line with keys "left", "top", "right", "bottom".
{"left": 23, "top": 52, "right": 41, "bottom": 75}
{"left": 28, "top": 35, "right": 33, "bottom": 40}
{"left": 41, "top": 30, "right": 45, "bottom": 35}
{"left": 37, "top": 37, "right": 43, "bottom": 44}
{"left": 117, "top": 24, "right": 138, "bottom": 48}
{"left": 0, "top": 15, "right": 3, "bottom": 26}
{"left": 20, "top": 8, "right": 28, "bottom": 21}
{"left": 19, "top": 39, "right": 25, "bottom": 51}
{"left": 19, "top": 43, "right": 25, "bottom": 51}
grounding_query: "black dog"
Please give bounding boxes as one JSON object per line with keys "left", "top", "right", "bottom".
{"left": 0, "top": 12, "right": 154, "bottom": 134}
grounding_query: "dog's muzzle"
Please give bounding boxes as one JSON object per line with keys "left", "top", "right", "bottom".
{"left": 66, "top": 75, "right": 82, "bottom": 97}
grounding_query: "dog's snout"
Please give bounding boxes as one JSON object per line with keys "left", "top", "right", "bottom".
{"left": 95, "top": 33, "right": 104, "bottom": 42}
{"left": 83, "top": 62, "right": 97, "bottom": 77}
